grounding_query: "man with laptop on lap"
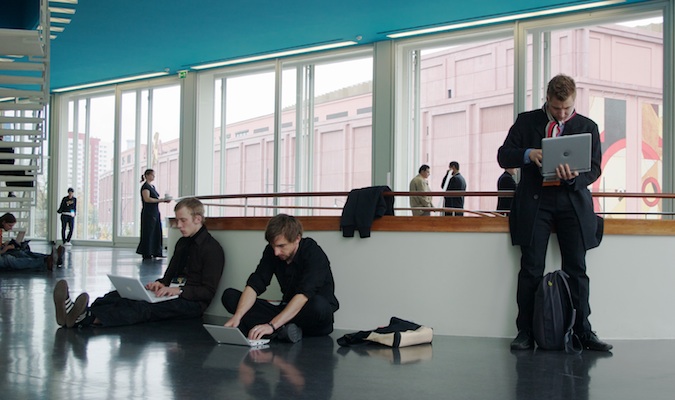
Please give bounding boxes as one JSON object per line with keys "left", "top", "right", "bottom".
{"left": 497, "top": 74, "right": 612, "bottom": 352}
{"left": 221, "top": 214, "right": 339, "bottom": 343}
{"left": 53, "top": 197, "right": 224, "bottom": 328}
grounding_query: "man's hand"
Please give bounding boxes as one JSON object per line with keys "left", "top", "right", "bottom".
{"left": 555, "top": 163, "right": 579, "bottom": 181}
{"left": 529, "top": 149, "right": 543, "bottom": 167}
{"left": 145, "top": 281, "right": 164, "bottom": 291}
{"left": 155, "top": 286, "right": 181, "bottom": 297}
{"left": 224, "top": 317, "right": 240, "bottom": 328}
{"left": 248, "top": 323, "right": 274, "bottom": 340}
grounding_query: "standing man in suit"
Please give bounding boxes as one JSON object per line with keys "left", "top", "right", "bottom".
{"left": 496, "top": 168, "right": 517, "bottom": 213}
{"left": 409, "top": 165, "right": 433, "bottom": 216}
{"left": 497, "top": 74, "right": 611, "bottom": 352}
{"left": 441, "top": 161, "right": 467, "bottom": 216}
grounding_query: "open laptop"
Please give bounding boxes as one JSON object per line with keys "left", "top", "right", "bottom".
{"left": 14, "top": 230, "right": 26, "bottom": 243}
{"left": 203, "top": 324, "right": 271, "bottom": 347}
{"left": 107, "top": 274, "right": 179, "bottom": 303}
{"left": 541, "top": 133, "right": 592, "bottom": 179}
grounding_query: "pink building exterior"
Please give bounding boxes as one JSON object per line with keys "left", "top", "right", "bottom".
{"left": 91, "top": 24, "right": 662, "bottom": 221}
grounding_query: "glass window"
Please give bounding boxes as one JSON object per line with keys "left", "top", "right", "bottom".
{"left": 525, "top": 12, "right": 664, "bottom": 218}
{"left": 197, "top": 50, "right": 373, "bottom": 217}
{"left": 118, "top": 84, "right": 181, "bottom": 237}
{"left": 63, "top": 94, "right": 115, "bottom": 241}
{"left": 281, "top": 56, "right": 374, "bottom": 215}
{"left": 396, "top": 31, "right": 515, "bottom": 214}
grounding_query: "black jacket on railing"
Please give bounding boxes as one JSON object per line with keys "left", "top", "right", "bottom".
{"left": 340, "top": 185, "right": 394, "bottom": 238}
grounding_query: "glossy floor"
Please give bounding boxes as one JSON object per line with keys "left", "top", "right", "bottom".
{"left": 1, "top": 244, "right": 674, "bottom": 399}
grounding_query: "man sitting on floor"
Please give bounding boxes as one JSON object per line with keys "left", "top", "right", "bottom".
{"left": 53, "top": 197, "right": 225, "bottom": 328}
{"left": 221, "top": 214, "right": 339, "bottom": 343}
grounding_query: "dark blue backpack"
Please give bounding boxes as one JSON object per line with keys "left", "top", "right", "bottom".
{"left": 533, "top": 270, "right": 582, "bottom": 354}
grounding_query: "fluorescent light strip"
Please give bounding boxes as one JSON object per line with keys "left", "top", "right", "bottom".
{"left": 191, "top": 41, "right": 358, "bottom": 70}
{"left": 52, "top": 72, "right": 169, "bottom": 93}
{"left": 49, "top": 0, "right": 78, "bottom": 4}
{"left": 387, "top": 0, "right": 625, "bottom": 38}
{"left": 50, "top": 26, "right": 65, "bottom": 32}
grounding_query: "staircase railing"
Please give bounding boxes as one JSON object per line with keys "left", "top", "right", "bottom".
{"left": 0, "top": 0, "right": 49, "bottom": 233}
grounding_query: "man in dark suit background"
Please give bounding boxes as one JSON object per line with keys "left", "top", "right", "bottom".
{"left": 497, "top": 74, "right": 612, "bottom": 352}
{"left": 496, "top": 168, "right": 517, "bottom": 213}
{"left": 441, "top": 161, "right": 467, "bottom": 216}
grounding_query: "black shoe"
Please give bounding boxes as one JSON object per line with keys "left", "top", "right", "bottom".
{"left": 142, "top": 255, "right": 152, "bottom": 260}
{"left": 276, "top": 323, "right": 303, "bottom": 343}
{"left": 580, "top": 331, "right": 613, "bottom": 352}
{"left": 510, "top": 330, "right": 533, "bottom": 350}
{"left": 56, "top": 245, "right": 65, "bottom": 265}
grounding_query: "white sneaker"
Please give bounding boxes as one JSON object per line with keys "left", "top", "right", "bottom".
{"left": 64, "top": 242, "right": 72, "bottom": 246}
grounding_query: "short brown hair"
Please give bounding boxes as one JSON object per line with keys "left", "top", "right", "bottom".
{"left": 175, "top": 197, "right": 205, "bottom": 218}
{"left": 265, "top": 214, "right": 303, "bottom": 243}
{"left": 547, "top": 74, "right": 576, "bottom": 102}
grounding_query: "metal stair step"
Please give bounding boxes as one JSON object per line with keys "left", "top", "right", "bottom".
{"left": 0, "top": 128, "right": 42, "bottom": 136}
{"left": 0, "top": 87, "right": 44, "bottom": 99}
{"left": 0, "top": 75, "right": 44, "bottom": 85}
{"left": 0, "top": 103, "right": 43, "bottom": 111}
{"left": 0, "top": 116, "right": 43, "bottom": 124}
{"left": 0, "top": 62, "right": 45, "bottom": 71}
{"left": 0, "top": 29, "right": 43, "bottom": 57}
{"left": 0, "top": 142, "right": 42, "bottom": 149}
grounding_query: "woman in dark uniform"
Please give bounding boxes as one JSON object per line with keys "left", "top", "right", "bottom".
{"left": 136, "top": 169, "right": 170, "bottom": 259}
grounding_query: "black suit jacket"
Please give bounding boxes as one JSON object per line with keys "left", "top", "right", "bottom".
{"left": 497, "top": 109, "right": 602, "bottom": 249}
{"left": 441, "top": 172, "right": 466, "bottom": 209}
{"left": 496, "top": 171, "right": 516, "bottom": 211}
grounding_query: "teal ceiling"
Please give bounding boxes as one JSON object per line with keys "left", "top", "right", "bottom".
{"left": 44, "top": 0, "right": 646, "bottom": 90}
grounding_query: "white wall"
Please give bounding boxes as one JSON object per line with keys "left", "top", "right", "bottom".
{"left": 170, "top": 227, "right": 675, "bottom": 339}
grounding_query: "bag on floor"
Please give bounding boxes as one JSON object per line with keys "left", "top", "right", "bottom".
{"left": 532, "top": 270, "right": 582, "bottom": 354}
{"left": 337, "top": 316, "right": 433, "bottom": 348}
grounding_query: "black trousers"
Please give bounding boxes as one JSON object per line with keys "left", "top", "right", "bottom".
{"left": 221, "top": 288, "right": 334, "bottom": 337}
{"left": 516, "top": 186, "right": 592, "bottom": 335}
{"left": 90, "top": 291, "right": 202, "bottom": 327}
{"left": 61, "top": 214, "right": 74, "bottom": 242}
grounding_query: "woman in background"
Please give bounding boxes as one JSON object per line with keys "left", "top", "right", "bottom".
{"left": 136, "top": 169, "right": 170, "bottom": 259}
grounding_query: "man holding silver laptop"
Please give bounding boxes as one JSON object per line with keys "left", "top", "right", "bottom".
{"left": 497, "top": 74, "right": 612, "bottom": 352}
{"left": 53, "top": 197, "right": 224, "bottom": 328}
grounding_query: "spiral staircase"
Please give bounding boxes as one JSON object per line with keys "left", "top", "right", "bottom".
{"left": 0, "top": 0, "right": 49, "bottom": 231}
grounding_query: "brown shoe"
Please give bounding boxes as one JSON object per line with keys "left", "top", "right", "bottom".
{"left": 66, "top": 293, "right": 89, "bottom": 328}
{"left": 53, "top": 280, "right": 69, "bottom": 326}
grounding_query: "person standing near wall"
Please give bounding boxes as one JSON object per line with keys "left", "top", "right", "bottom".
{"left": 497, "top": 74, "right": 612, "bottom": 352}
{"left": 496, "top": 168, "right": 517, "bottom": 214}
{"left": 409, "top": 165, "right": 433, "bottom": 216}
{"left": 136, "top": 169, "right": 171, "bottom": 260}
{"left": 441, "top": 161, "right": 467, "bottom": 216}
{"left": 57, "top": 188, "right": 76, "bottom": 245}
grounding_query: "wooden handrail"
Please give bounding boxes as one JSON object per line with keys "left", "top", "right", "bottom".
{"left": 193, "top": 190, "right": 675, "bottom": 200}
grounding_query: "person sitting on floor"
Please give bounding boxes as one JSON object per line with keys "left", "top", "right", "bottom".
{"left": 221, "top": 213, "right": 339, "bottom": 343}
{"left": 0, "top": 213, "right": 59, "bottom": 271}
{"left": 53, "top": 197, "right": 225, "bottom": 328}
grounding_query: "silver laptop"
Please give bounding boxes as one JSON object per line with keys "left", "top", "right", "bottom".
{"left": 203, "top": 324, "right": 271, "bottom": 347}
{"left": 541, "top": 133, "right": 592, "bottom": 178}
{"left": 14, "top": 230, "right": 26, "bottom": 243}
{"left": 107, "top": 274, "right": 179, "bottom": 303}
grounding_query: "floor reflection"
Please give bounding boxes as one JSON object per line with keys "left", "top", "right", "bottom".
{"left": 513, "top": 348, "right": 613, "bottom": 400}
{"left": 1, "top": 245, "right": 674, "bottom": 400}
